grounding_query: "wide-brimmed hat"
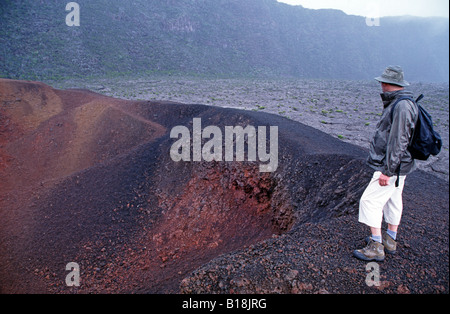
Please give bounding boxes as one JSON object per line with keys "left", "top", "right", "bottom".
{"left": 375, "top": 65, "right": 410, "bottom": 87}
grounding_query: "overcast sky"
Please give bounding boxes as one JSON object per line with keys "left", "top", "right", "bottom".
{"left": 277, "top": 0, "right": 450, "bottom": 18}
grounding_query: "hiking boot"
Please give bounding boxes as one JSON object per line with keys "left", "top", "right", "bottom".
{"left": 383, "top": 232, "right": 397, "bottom": 254}
{"left": 353, "top": 238, "right": 385, "bottom": 262}
{"left": 365, "top": 233, "right": 397, "bottom": 254}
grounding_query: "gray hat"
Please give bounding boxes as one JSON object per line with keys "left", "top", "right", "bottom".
{"left": 375, "top": 65, "right": 410, "bottom": 87}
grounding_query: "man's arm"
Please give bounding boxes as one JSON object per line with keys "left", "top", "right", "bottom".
{"left": 383, "top": 100, "right": 416, "bottom": 179}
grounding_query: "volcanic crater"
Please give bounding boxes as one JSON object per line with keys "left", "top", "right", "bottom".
{"left": 0, "top": 79, "right": 448, "bottom": 294}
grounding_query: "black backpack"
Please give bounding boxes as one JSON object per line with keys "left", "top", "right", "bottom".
{"left": 391, "top": 94, "right": 442, "bottom": 161}
{"left": 390, "top": 94, "right": 442, "bottom": 186}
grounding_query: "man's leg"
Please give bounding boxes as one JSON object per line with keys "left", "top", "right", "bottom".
{"left": 354, "top": 172, "right": 401, "bottom": 261}
{"left": 358, "top": 172, "right": 397, "bottom": 231}
{"left": 382, "top": 175, "right": 405, "bottom": 228}
{"left": 382, "top": 175, "right": 406, "bottom": 253}
{"left": 387, "top": 224, "right": 398, "bottom": 240}
{"left": 370, "top": 227, "right": 382, "bottom": 242}
{"left": 388, "top": 224, "right": 399, "bottom": 233}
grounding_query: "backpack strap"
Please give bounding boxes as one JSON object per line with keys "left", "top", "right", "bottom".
{"left": 395, "top": 164, "right": 401, "bottom": 188}
{"left": 390, "top": 97, "right": 415, "bottom": 121}
{"left": 390, "top": 94, "right": 423, "bottom": 121}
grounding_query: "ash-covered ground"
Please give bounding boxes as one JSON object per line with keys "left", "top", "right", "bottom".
{"left": 1, "top": 78, "right": 448, "bottom": 294}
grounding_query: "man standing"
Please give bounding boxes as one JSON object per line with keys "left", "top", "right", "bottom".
{"left": 353, "top": 66, "right": 418, "bottom": 262}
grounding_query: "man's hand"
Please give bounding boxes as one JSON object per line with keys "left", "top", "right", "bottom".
{"left": 379, "top": 173, "right": 391, "bottom": 186}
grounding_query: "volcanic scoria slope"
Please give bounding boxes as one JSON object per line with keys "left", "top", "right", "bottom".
{"left": 0, "top": 78, "right": 448, "bottom": 294}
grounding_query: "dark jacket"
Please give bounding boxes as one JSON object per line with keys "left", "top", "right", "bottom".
{"left": 367, "top": 90, "right": 419, "bottom": 177}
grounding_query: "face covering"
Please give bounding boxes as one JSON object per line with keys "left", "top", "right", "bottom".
{"left": 380, "top": 90, "right": 403, "bottom": 107}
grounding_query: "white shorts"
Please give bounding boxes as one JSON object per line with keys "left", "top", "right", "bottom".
{"left": 359, "top": 171, "right": 406, "bottom": 228}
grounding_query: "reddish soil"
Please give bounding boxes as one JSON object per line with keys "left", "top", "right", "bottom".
{"left": 0, "top": 79, "right": 288, "bottom": 293}
{"left": 0, "top": 79, "right": 448, "bottom": 294}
